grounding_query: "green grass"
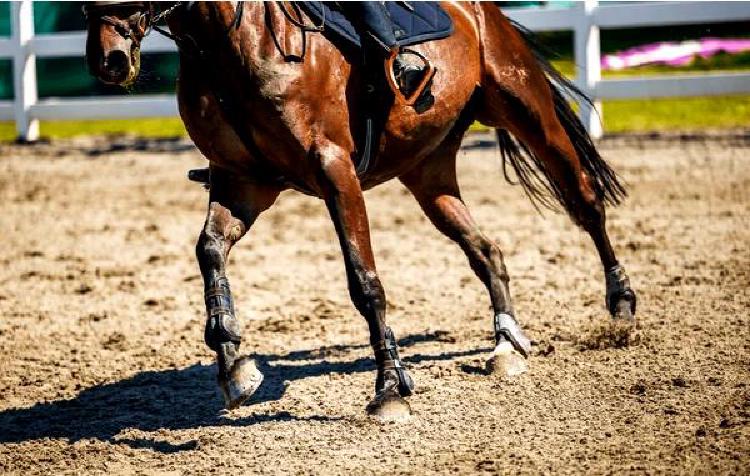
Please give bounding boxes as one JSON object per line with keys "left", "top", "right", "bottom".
{"left": 0, "top": 117, "right": 188, "bottom": 142}
{"left": 604, "top": 95, "right": 750, "bottom": 132}
{"left": 551, "top": 58, "right": 750, "bottom": 132}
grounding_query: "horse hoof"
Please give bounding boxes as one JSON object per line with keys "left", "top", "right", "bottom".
{"left": 218, "top": 356, "right": 263, "bottom": 410}
{"left": 486, "top": 341, "right": 528, "bottom": 377}
{"left": 366, "top": 390, "right": 412, "bottom": 422}
{"left": 613, "top": 297, "right": 636, "bottom": 322}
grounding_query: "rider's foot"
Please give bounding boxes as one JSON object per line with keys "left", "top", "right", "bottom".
{"left": 394, "top": 59, "right": 425, "bottom": 97}
{"left": 393, "top": 56, "right": 435, "bottom": 113}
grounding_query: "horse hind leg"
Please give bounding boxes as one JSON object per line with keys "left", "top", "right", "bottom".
{"left": 482, "top": 84, "right": 636, "bottom": 321}
{"left": 474, "top": 4, "right": 635, "bottom": 320}
{"left": 196, "top": 166, "right": 281, "bottom": 409}
{"left": 400, "top": 137, "right": 531, "bottom": 377}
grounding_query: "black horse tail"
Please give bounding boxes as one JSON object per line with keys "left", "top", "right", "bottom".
{"left": 497, "top": 20, "right": 627, "bottom": 212}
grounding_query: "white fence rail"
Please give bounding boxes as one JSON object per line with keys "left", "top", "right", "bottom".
{"left": 2, "top": 0, "right": 750, "bottom": 140}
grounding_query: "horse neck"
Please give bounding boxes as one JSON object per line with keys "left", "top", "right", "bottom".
{"left": 166, "top": 2, "right": 300, "bottom": 66}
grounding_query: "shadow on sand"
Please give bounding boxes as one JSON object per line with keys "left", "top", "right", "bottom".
{"left": 0, "top": 331, "right": 490, "bottom": 453}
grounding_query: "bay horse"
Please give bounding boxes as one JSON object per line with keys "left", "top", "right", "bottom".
{"left": 84, "top": 1, "right": 637, "bottom": 420}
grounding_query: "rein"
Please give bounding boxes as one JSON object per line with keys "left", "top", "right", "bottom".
{"left": 277, "top": 2, "right": 325, "bottom": 33}
{"left": 149, "top": 3, "right": 185, "bottom": 42}
{"left": 143, "top": 2, "right": 246, "bottom": 48}
{"left": 258, "top": 2, "right": 326, "bottom": 62}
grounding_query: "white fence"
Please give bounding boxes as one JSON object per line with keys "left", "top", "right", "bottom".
{"left": 2, "top": 0, "right": 750, "bottom": 141}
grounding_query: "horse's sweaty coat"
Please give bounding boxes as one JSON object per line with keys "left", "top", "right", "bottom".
{"left": 84, "top": 1, "right": 636, "bottom": 417}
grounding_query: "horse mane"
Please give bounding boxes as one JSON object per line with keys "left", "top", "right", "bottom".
{"left": 497, "top": 20, "right": 627, "bottom": 212}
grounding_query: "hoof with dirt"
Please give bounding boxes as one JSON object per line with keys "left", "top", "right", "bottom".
{"left": 486, "top": 341, "right": 528, "bottom": 377}
{"left": 218, "top": 356, "right": 264, "bottom": 410}
{"left": 366, "top": 389, "right": 413, "bottom": 422}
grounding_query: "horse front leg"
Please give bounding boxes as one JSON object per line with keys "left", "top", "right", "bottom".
{"left": 318, "top": 147, "right": 414, "bottom": 421}
{"left": 196, "top": 166, "right": 280, "bottom": 409}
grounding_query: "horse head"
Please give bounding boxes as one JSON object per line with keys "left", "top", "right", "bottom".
{"left": 83, "top": 1, "right": 153, "bottom": 85}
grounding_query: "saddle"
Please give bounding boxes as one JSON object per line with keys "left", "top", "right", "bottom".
{"left": 188, "top": 2, "right": 455, "bottom": 186}
{"left": 296, "top": 1, "right": 454, "bottom": 176}
{"left": 298, "top": 2, "right": 453, "bottom": 52}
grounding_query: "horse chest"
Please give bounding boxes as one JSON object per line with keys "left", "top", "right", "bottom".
{"left": 253, "top": 60, "right": 302, "bottom": 104}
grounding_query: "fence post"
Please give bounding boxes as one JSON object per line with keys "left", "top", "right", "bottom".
{"left": 575, "top": 0, "right": 603, "bottom": 139}
{"left": 11, "top": 0, "right": 39, "bottom": 142}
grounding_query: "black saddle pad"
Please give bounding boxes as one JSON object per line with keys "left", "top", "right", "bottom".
{"left": 298, "top": 1, "right": 453, "bottom": 50}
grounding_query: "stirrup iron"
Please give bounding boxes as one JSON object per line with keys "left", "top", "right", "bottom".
{"left": 384, "top": 47, "right": 435, "bottom": 107}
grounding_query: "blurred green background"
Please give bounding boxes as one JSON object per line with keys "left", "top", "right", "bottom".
{"left": 0, "top": 1, "right": 748, "bottom": 140}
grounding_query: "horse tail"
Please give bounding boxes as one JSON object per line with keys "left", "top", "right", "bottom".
{"left": 495, "top": 20, "right": 627, "bottom": 211}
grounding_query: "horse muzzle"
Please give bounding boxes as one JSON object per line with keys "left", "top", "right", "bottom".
{"left": 94, "top": 46, "right": 140, "bottom": 86}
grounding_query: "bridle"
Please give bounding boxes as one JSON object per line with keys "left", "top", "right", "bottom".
{"left": 82, "top": 1, "right": 181, "bottom": 47}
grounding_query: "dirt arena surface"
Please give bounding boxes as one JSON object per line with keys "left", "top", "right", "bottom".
{"left": 0, "top": 132, "right": 748, "bottom": 474}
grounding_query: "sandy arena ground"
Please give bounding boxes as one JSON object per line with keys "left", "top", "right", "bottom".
{"left": 0, "top": 132, "right": 748, "bottom": 474}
